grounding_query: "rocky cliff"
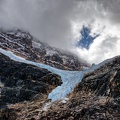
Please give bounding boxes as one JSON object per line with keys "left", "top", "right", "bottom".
{"left": 0, "top": 33, "right": 119, "bottom": 120}
{"left": 34, "top": 56, "right": 120, "bottom": 120}
{"left": 0, "top": 56, "right": 119, "bottom": 120}
{"left": 0, "top": 53, "right": 62, "bottom": 110}
{"left": 0, "top": 29, "right": 90, "bottom": 71}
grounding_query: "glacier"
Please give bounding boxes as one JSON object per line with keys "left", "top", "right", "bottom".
{"left": 0, "top": 48, "right": 113, "bottom": 101}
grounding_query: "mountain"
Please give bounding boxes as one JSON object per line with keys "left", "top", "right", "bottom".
{"left": 0, "top": 47, "right": 87, "bottom": 101}
{"left": 0, "top": 29, "right": 90, "bottom": 70}
{"left": 0, "top": 49, "right": 119, "bottom": 119}
{"left": 0, "top": 29, "right": 119, "bottom": 120}
{"left": 38, "top": 56, "right": 120, "bottom": 120}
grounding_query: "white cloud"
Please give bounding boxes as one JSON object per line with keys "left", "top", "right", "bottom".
{"left": 73, "top": 19, "right": 120, "bottom": 64}
{"left": 0, "top": 0, "right": 120, "bottom": 64}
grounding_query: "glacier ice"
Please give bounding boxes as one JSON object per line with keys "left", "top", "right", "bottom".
{"left": 0, "top": 48, "right": 113, "bottom": 101}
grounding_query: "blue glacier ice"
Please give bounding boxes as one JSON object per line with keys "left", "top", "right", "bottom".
{"left": 0, "top": 48, "right": 113, "bottom": 101}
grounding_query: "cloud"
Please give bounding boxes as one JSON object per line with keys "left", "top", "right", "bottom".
{"left": 0, "top": 0, "right": 76, "bottom": 49}
{"left": 0, "top": 0, "right": 120, "bottom": 64}
{"left": 69, "top": 0, "right": 120, "bottom": 64}
{"left": 74, "top": 19, "right": 120, "bottom": 64}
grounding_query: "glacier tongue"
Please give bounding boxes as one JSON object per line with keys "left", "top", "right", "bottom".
{"left": 0, "top": 48, "right": 113, "bottom": 101}
{"left": 48, "top": 71, "right": 86, "bottom": 101}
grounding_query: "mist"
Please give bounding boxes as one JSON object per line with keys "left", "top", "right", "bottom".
{"left": 0, "top": 0, "right": 120, "bottom": 64}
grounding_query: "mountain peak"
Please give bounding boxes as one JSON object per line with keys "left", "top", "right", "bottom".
{"left": 0, "top": 29, "right": 90, "bottom": 70}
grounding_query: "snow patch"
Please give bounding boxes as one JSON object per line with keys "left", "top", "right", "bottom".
{"left": 61, "top": 98, "right": 69, "bottom": 103}
{"left": 32, "top": 41, "right": 43, "bottom": 48}
{"left": 46, "top": 49, "right": 57, "bottom": 56}
{"left": 42, "top": 102, "right": 52, "bottom": 111}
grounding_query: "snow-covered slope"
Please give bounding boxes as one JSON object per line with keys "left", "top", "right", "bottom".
{"left": 0, "top": 29, "right": 90, "bottom": 70}
{"left": 0, "top": 48, "right": 113, "bottom": 101}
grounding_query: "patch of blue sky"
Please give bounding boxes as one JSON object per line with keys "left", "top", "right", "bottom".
{"left": 77, "top": 25, "right": 99, "bottom": 49}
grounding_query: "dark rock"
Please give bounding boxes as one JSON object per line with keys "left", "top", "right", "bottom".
{"left": 0, "top": 29, "right": 90, "bottom": 70}
{"left": 75, "top": 57, "right": 120, "bottom": 99}
{"left": 37, "top": 56, "right": 120, "bottom": 120}
{"left": 0, "top": 53, "right": 62, "bottom": 108}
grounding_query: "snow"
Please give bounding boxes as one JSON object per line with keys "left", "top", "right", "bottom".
{"left": 0, "top": 79, "right": 4, "bottom": 98}
{"left": 0, "top": 32, "right": 24, "bottom": 48}
{"left": 46, "top": 49, "right": 57, "bottom": 56}
{"left": 32, "top": 41, "right": 43, "bottom": 48}
{"left": 61, "top": 98, "right": 69, "bottom": 103}
{"left": 0, "top": 48, "right": 113, "bottom": 101}
{"left": 42, "top": 102, "right": 52, "bottom": 111}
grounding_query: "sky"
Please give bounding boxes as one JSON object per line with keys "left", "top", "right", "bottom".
{"left": 0, "top": 0, "right": 120, "bottom": 64}
{"left": 76, "top": 25, "right": 99, "bottom": 49}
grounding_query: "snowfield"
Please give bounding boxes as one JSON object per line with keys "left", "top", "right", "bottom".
{"left": 0, "top": 48, "right": 113, "bottom": 101}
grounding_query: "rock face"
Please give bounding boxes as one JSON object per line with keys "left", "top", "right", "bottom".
{"left": 0, "top": 29, "right": 90, "bottom": 70}
{"left": 0, "top": 38, "right": 119, "bottom": 120}
{"left": 0, "top": 56, "right": 119, "bottom": 120}
{"left": 0, "top": 53, "right": 62, "bottom": 109}
{"left": 34, "top": 56, "right": 119, "bottom": 120}
{"left": 75, "top": 56, "right": 120, "bottom": 98}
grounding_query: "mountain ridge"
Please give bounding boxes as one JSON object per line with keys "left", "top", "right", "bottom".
{"left": 0, "top": 29, "right": 90, "bottom": 71}
{"left": 0, "top": 29, "right": 119, "bottom": 120}
{"left": 0, "top": 54, "right": 119, "bottom": 120}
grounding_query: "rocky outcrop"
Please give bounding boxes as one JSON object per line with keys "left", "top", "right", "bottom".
{"left": 0, "top": 53, "right": 62, "bottom": 109}
{"left": 36, "top": 56, "right": 120, "bottom": 120}
{"left": 0, "top": 29, "right": 90, "bottom": 70}
{"left": 74, "top": 56, "right": 120, "bottom": 98}
{"left": 0, "top": 55, "right": 119, "bottom": 120}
